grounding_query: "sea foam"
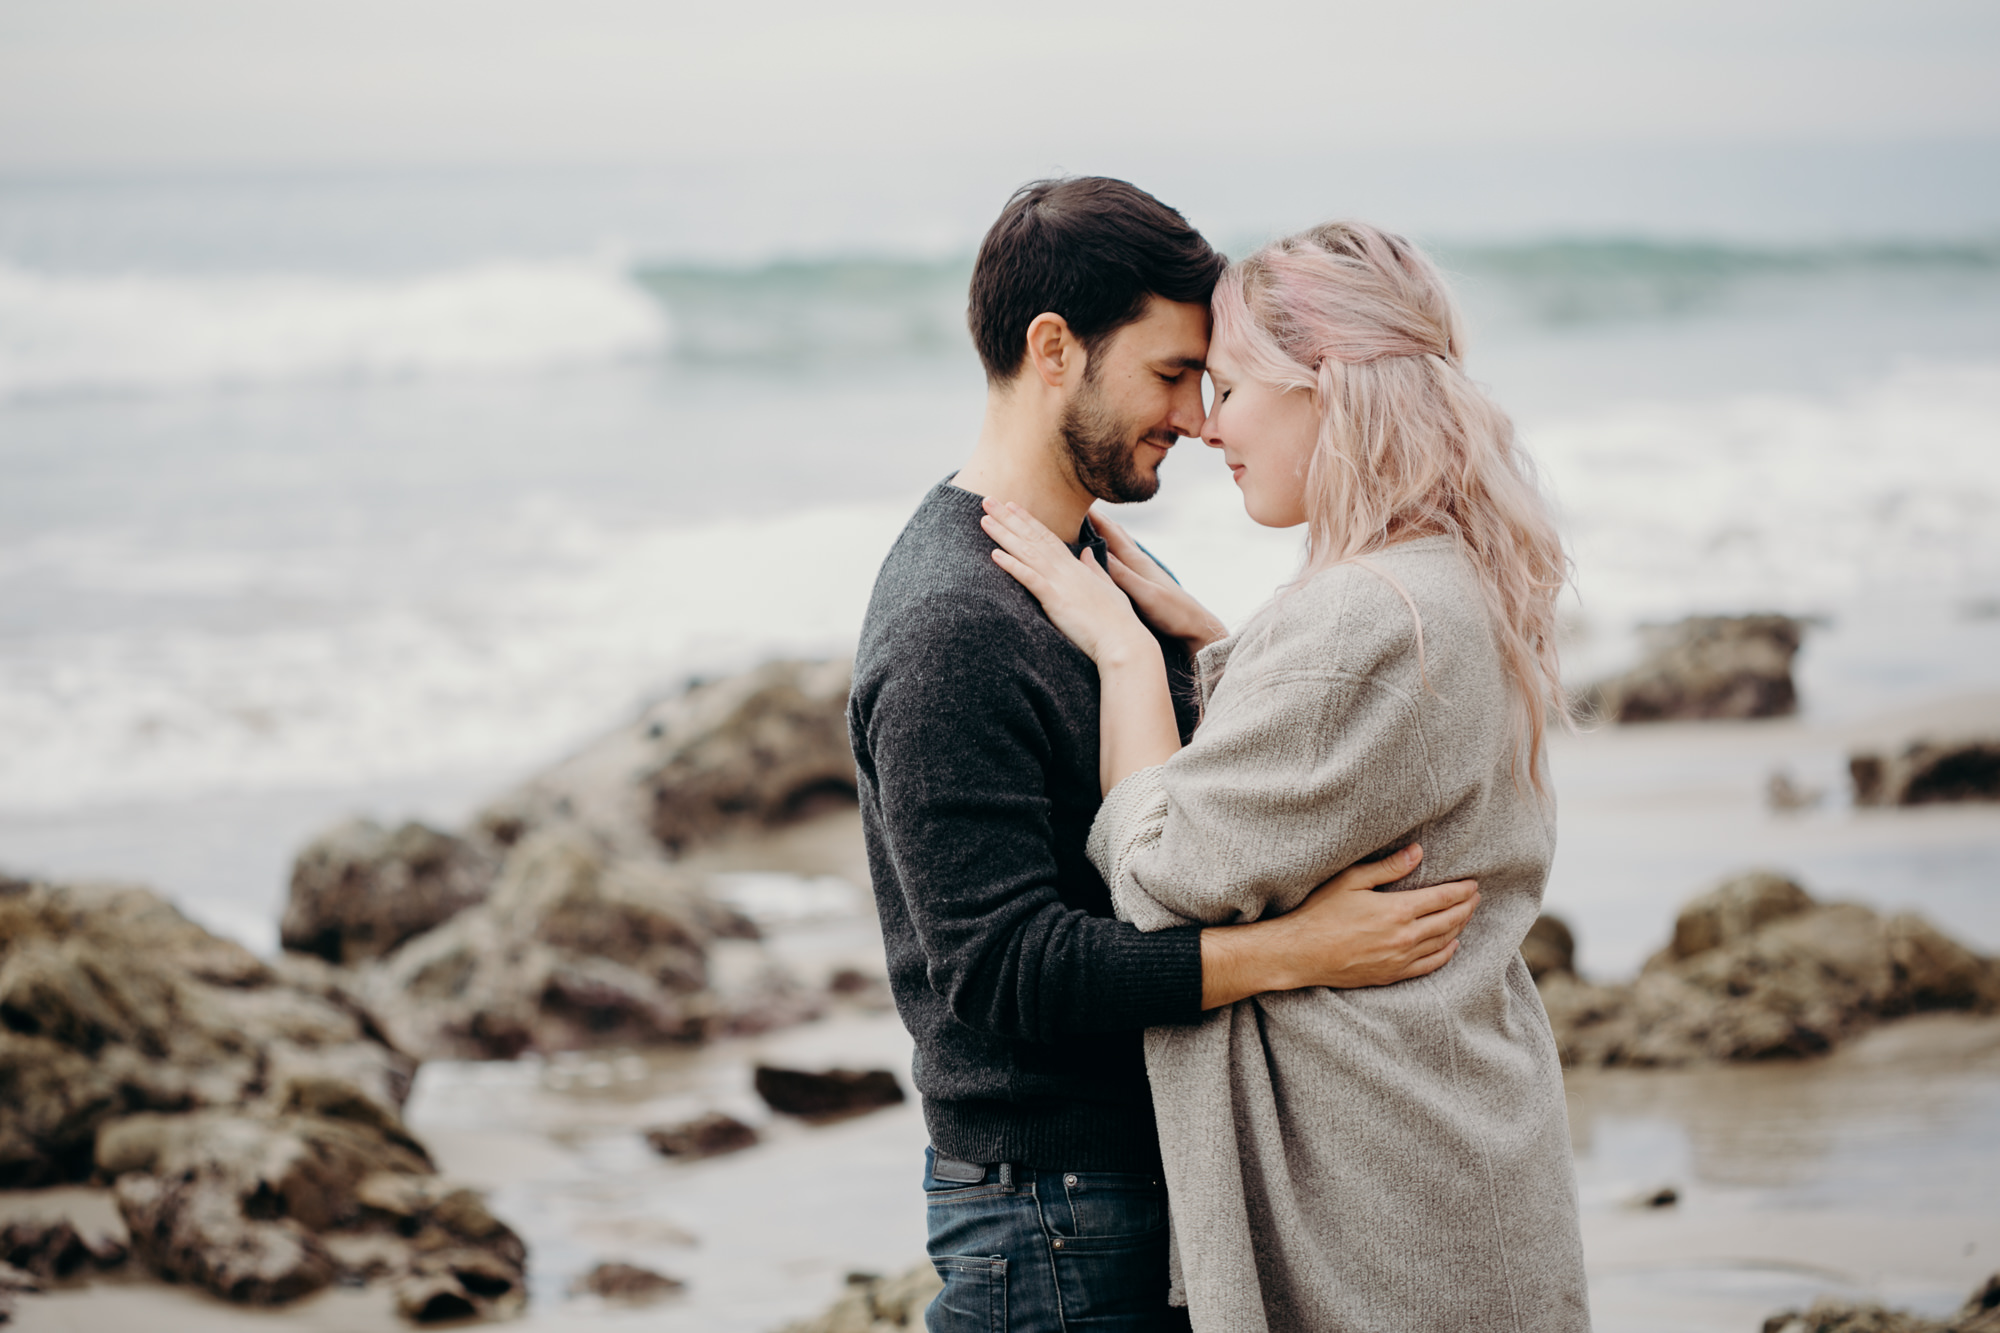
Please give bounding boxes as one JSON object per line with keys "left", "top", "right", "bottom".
{"left": 0, "top": 258, "right": 669, "bottom": 398}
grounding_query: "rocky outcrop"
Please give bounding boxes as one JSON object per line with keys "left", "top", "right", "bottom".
{"left": 644, "top": 1112, "right": 759, "bottom": 1160}
{"left": 282, "top": 820, "right": 495, "bottom": 966}
{"left": 1763, "top": 1272, "right": 2000, "bottom": 1332}
{"left": 1587, "top": 614, "right": 1804, "bottom": 723}
{"left": 476, "top": 659, "right": 856, "bottom": 859}
{"left": 1535, "top": 871, "right": 2000, "bottom": 1068}
{"left": 754, "top": 1066, "right": 905, "bottom": 1119}
{"left": 1851, "top": 737, "right": 2000, "bottom": 806}
{"left": 779, "top": 1264, "right": 943, "bottom": 1333}
{"left": 275, "top": 661, "right": 852, "bottom": 1061}
{"left": 357, "top": 830, "right": 764, "bottom": 1060}
{"left": 0, "top": 876, "right": 523, "bottom": 1319}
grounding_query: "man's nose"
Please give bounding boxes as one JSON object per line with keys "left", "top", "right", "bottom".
{"left": 1169, "top": 378, "right": 1206, "bottom": 438}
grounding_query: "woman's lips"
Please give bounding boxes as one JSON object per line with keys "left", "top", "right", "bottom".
{"left": 1228, "top": 463, "right": 1246, "bottom": 482}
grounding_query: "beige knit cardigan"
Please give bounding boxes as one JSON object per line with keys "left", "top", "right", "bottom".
{"left": 1087, "top": 536, "right": 1590, "bottom": 1333}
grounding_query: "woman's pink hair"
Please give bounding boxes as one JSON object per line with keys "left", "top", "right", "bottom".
{"left": 1212, "top": 221, "right": 1570, "bottom": 790}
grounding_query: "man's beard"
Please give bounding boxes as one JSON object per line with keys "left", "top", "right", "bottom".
{"left": 1059, "top": 372, "right": 1166, "bottom": 505}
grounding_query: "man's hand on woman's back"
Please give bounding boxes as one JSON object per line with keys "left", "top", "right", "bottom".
{"left": 1197, "top": 844, "right": 1479, "bottom": 1009}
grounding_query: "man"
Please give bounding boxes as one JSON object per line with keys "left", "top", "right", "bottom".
{"left": 847, "top": 177, "right": 1480, "bottom": 1332}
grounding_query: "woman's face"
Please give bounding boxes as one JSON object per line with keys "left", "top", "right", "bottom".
{"left": 1201, "top": 338, "right": 1320, "bottom": 529}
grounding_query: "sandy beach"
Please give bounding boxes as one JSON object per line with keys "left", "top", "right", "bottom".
{"left": 6, "top": 680, "right": 1999, "bottom": 1333}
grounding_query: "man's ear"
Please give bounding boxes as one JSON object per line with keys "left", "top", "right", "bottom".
{"left": 1024, "top": 312, "right": 1082, "bottom": 389}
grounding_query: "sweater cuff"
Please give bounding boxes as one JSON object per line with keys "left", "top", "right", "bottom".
{"left": 1100, "top": 923, "right": 1204, "bottom": 1028}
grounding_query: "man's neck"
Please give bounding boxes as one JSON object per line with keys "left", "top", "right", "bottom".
{"left": 951, "top": 389, "right": 1095, "bottom": 542}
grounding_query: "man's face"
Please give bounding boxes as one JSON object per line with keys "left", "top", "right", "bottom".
{"left": 1059, "top": 296, "right": 1211, "bottom": 505}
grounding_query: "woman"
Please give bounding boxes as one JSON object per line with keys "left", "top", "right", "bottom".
{"left": 978, "top": 222, "right": 1589, "bottom": 1332}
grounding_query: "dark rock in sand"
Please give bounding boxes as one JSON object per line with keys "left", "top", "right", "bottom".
{"left": 1763, "top": 1270, "right": 2000, "bottom": 1332}
{"left": 0, "top": 1218, "right": 125, "bottom": 1280}
{"left": 1537, "top": 871, "right": 2000, "bottom": 1068}
{"left": 779, "top": 1263, "right": 943, "bottom": 1333}
{"left": 571, "top": 1260, "right": 685, "bottom": 1303}
{"left": 359, "top": 830, "right": 764, "bottom": 1060}
{"left": 1586, "top": 614, "right": 1804, "bottom": 723}
{"left": 1851, "top": 737, "right": 2000, "bottom": 806}
{"left": 1520, "top": 914, "right": 1575, "bottom": 981}
{"left": 0, "top": 875, "right": 525, "bottom": 1319}
{"left": 476, "top": 658, "right": 856, "bottom": 859}
{"left": 754, "top": 1066, "right": 905, "bottom": 1119}
{"left": 644, "top": 1111, "right": 759, "bottom": 1159}
{"left": 282, "top": 820, "right": 496, "bottom": 966}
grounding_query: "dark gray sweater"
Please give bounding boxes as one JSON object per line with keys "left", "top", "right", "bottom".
{"left": 848, "top": 480, "right": 1205, "bottom": 1173}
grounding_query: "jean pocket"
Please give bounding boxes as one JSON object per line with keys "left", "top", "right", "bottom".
{"left": 928, "top": 1254, "right": 1007, "bottom": 1332}
{"left": 1047, "top": 1227, "right": 1171, "bottom": 1327}
{"left": 1041, "top": 1171, "right": 1167, "bottom": 1242}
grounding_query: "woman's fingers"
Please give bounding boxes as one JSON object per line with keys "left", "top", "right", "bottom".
{"left": 1093, "top": 514, "right": 1172, "bottom": 586}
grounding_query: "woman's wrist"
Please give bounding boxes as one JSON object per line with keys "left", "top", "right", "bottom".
{"left": 1094, "top": 630, "right": 1165, "bottom": 674}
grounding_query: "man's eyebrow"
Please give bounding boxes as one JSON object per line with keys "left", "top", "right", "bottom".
{"left": 1160, "top": 356, "right": 1207, "bottom": 372}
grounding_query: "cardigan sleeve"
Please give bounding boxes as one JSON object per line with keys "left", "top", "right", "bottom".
{"left": 1085, "top": 573, "right": 1444, "bottom": 930}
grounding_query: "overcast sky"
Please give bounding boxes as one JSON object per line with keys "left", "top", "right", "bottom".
{"left": 3, "top": 0, "right": 1998, "bottom": 171}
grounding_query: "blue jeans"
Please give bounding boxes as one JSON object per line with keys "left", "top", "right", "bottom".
{"left": 922, "top": 1147, "right": 1190, "bottom": 1333}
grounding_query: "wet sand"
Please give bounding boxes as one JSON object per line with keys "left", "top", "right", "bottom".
{"left": 8, "top": 698, "right": 2000, "bottom": 1332}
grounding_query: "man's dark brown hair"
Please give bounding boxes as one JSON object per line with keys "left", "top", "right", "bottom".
{"left": 967, "top": 176, "right": 1227, "bottom": 384}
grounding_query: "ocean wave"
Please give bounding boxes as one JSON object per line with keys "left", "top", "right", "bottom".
{"left": 7, "top": 236, "right": 1996, "bottom": 395}
{"left": 1441, "top": 236, "right": 2000, "bottom": 326}
{"left": 2, "top": 355, "right": 1997, "bottom": 812}
{"left": 0, "top": 258, "right": 671, "bottom": 398}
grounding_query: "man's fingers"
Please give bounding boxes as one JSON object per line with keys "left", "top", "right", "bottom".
{"left": 1400, "top": 938, "right": 1459, "bottom": 980}
{"left": 1403, "top": 876, "right": 1478, "bottom": 917}
{"left": 1411, "top": 895, "right": 1476, "bottom": 946}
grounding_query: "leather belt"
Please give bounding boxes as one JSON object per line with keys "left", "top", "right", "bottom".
{"left": 933, "top": 1153, "right": 1016, "bottom": 1187}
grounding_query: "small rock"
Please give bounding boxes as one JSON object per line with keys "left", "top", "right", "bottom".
{"left": 644, "top": 1112, "right": 759, "bottom": 1160}
{"left": 570, "top": 1260, "right": 684, "bottom": 1303}
{"left": 754, "top": 1066, "right": 905, "bottom": 1119}
{"left": 1665, "top": 870, "right": 1814, "bottom": 963}
{"left": 1643, "top": 1187, "right": 1677, "bottom": 1209}
{"left": 477, "top": 659, "right": 856, "bottom": 860}
{"left": 1520, "top": 915, "right": 1574, "bottom": 981}
{"left": 0, "top": 1219, "right": 123, "bottom": 1280}
{"left": 0, "top": 1263, "right": 40, "bottom": 1295}
{"left": 1587, "top": 614, "right": 1804, "bottom": 723}
{"left": 1851, "top": 738, "right": 2000, "bottom": 807}
{"left": 282, "top": 819, "right": 495, "bottom": 966}
{"left": 115, "top": 1171, "right": 338, "bottom": 1305}
{"left": 360, "top": 830, "right": 760, "bottom": 1059}
{"left": 778, "top": 1263, "right": 943, "bottom": 1333}
{"left": 393, "top": 1270, "right": 479, "bottom": 1322}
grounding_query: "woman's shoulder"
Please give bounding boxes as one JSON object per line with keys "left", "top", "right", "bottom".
{"left": 1231, "top": 538, "right": 1485, "bottom": 679}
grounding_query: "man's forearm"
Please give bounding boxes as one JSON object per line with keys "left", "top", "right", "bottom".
{"left": 1198, "top": 918, "right": 1301, "bottom": 1009}
{"left": 1194, "top": 846, "right": 1481, "bottom": 1009}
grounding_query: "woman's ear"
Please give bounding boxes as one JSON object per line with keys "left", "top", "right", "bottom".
{"left": 1024, "top": 312, "right": 1080, "bottom": 389}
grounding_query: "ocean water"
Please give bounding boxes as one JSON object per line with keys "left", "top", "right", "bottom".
{"left": 3, "top": 162, "right": 2000, "bottom": 948}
